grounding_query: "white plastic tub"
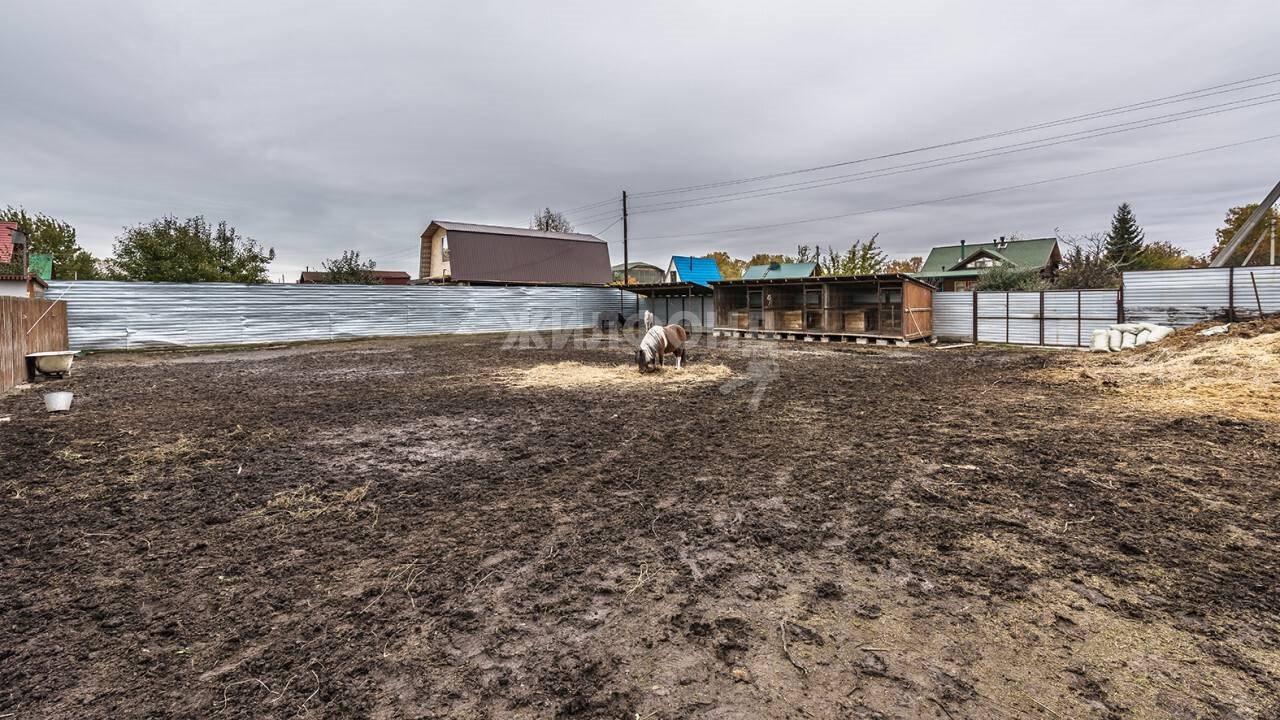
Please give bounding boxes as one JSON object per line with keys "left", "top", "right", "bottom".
{"left": 43, "top": 392, "right": 73, "bottom": 412}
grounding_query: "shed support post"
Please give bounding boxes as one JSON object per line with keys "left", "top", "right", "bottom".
{"left": 1117, "top": 282, "right": 1125, "bottom": 323}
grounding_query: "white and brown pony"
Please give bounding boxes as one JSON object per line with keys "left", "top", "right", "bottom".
{"left": 636, "top": 323, "right": 689, "bottom": 373}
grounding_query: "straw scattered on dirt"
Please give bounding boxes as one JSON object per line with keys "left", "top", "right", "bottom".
{"left": 501, "top": 360, "right": 734, "bottom": 390}
{"left": 1046, "top": 318, "right": 1280, "bottom": 421}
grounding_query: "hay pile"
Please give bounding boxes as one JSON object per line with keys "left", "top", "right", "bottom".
{"left": 502, "top": 361, "right": 733, "bottom": 390}
{"left": 1053, "top": 318, "right": 1280, "bottom": 421}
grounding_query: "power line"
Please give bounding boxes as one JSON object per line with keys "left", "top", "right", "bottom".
{"left": 630, "top": 70, "right": 1280, "bottom": 199}
{"left": 626, "top": 92, "right": 1280, "bottom": 215}
{"left": 630, "top": 133, "right": 1280, "bottom": 241}
{"left": 563, "top": 195, "right": 620, "bottom": 214}
{"left": 593, "top": 215, "right": 623, "bottom": 236}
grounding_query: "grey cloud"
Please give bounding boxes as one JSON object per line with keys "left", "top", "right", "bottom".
{"left": 3, "top": 0, "right": 1279, "bottom": 280}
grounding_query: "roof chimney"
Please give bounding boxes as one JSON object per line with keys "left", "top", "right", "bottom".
{"left": 959, "top": 239, "right": 966, "bottom": 262}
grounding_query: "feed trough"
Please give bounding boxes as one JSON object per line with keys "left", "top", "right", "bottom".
{"left": 26, "top": 350, "right": 79, "bottom": 380}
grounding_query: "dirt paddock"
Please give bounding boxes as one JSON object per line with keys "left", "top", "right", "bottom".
{"left": 2, "top": 329, "right": 1278, "bottom": 718}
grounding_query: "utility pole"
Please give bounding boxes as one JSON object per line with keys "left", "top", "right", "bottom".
{"left": 622, "top": 190, "right": 636, "bottom": 316}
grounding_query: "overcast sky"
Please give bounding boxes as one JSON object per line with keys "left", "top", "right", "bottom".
{"left": 4, "top": 1, "right": 1280, "bottom": 280}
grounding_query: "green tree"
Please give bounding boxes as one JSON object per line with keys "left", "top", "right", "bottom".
{"left": 321, "top": 250, "right": 378, "bottom": 284}
{"left": 108, "top": 215, "right": 275, "bottom": 283}
{"left": 1103, "top": 203, "right": 1145, "bottom": 267}
{"left": 703, "top": 251, "right": 746, "bottom": 280}
{"left": 530, "top": 208, "right": 575, "bottom": 233}
{"left": 1205, "top": 203, "right": 1279, "bottom": 266}
{"left": 746, "top": 253, "right": 785, "bottom": 267}
{"left": 824, "top": 234, "right": 886, "bottom": 275}
{"left": 0, "top": 206, "right": 99, "bottom": 279}
{"left": 1133, "top": 239, "right": 1196, "bottom": 271}
{"left": 885, "top": 256, "right": 923, "bottom": 274}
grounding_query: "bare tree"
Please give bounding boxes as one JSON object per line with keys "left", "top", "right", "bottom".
{"left": 530, "top": 208, "right": 575, "bottom": 233}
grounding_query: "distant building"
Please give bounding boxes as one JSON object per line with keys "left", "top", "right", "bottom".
{"left": 665, "top": 256, "right": 722, "bottom": 286}
{"left": 741, "top": 261, "right": 819, "bottom": 280}
{"left": 612, "top": 261, "right": 665, "bottom": 285}
{"left": 913, "top": 237, "right": 1061, "bottom": 291}
{"left": 298, "top": 270, "right": 411, "bottom": 285}
{"left": 0, "top": 273, "right": 47, "bottom": 298}
{"left": 419, "top": 221, "right": 611, "bottom": 285}
{"left": 0, "top": 222, "right": 27, "bottom": 265}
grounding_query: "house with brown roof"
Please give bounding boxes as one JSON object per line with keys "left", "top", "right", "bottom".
{"left": 418, "top": 221, "right": 611, "bottom": 285}
{"left": 298, "top": 270, "right": 411, "bottom": 285}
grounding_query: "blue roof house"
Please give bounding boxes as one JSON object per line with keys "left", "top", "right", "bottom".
{"left": 666, "top": 256, "right": 722, "bottom": 286}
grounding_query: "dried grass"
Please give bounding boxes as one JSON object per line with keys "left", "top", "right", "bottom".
{"left": 263, "top": 482, "right": 372, "bottom": 521}
{"left": 1047, "top": 323, "right": 1280, "bottom": 421}
{"left": 501, "top": 361, "right": 733, "bottom": 390}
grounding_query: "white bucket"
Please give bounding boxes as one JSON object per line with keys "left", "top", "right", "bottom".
{"left": 44, "top": 392, "right": 73, "bottom": 412}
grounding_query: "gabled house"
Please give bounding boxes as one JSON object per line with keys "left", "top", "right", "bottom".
{"left": 612, "top": 261, "right": 665, "bottom": 285}
{"left": 914, "top": 237, "right": 1061, "bottom": 291}
{"left": 666, "top": 256, "right": 722, "bottom": 286}
{"left": 419, "top": 221, "right": 611, "bottom": 285}
{"left": 741, "top": 261, "right": 820, "bottom": 280}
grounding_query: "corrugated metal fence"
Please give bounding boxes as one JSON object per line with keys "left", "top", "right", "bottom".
{"left": 47, "top": 281, "right": 630, "bottom": 350}
{"left": 934, "top": 290, "right": 1120, "bottom": 346}
{"left": 1122, "top": 266, "right": 1280, "bottom": 326}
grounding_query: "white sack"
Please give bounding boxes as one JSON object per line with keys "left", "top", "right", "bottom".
{"left": 1135, "top": 329, "right": 1152, "bottom": 346}
{"left": 1198, "top": 324, "right": 1230, "bottom": 337}
{"left": 1108, "top": 329, "right": 1123, "bottom": 352}
{"left": 1121, "top": 332, "right": 1138, "bottom": 350}
{"left": 1111, "top": 323, "right": 1143, "bottom": 334}
{"left": 1090, "top": 328, "right": 1110, "bottom": 352}
{"left": 1147, "top": 325, "right": 1174, "bottom": 342}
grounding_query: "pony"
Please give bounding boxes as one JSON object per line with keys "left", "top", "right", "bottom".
{"left": 636, "top": 323, "right": 689, "bottom": 373}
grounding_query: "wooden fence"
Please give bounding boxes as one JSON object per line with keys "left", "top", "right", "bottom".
{"left": 1, "top": 296, "right": 69, "bottom": 392}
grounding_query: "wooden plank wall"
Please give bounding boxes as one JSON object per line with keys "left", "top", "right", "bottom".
{"left": 902, "top": 282, "right": 933, "bottom": 340}
{"left": 1, "top": 296, "right": 69, "bottom": 393}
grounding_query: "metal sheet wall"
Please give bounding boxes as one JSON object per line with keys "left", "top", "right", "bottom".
{"left": 932, "top": 292, "right": 974, "bottom": 340}
{"left": 47, "top": 281, "right": 631, "bottom": 350}
{"left": 1123, "top": 267, "right": 1280, "bottom": 326}
{"left": 934, "top": 289, "right": 1119, "bottom": 346}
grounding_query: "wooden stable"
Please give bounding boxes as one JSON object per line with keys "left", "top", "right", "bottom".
{"left": 1, "top": 295, "right": 69, "bottom": 392}
{"left": 711, "top": 273, "right": 933, "bottom": 343}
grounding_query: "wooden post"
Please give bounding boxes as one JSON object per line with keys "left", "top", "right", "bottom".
{"left": 1117, "top": 282, "right": 1125, "bottom": 323}
{"left": 1005, "top": 291, "right": 1010, "bottom": 344}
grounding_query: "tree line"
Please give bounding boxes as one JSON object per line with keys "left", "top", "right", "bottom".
{"left": 1, "top": 207, "right": 276, "bottom": 282}
{"left": 3, "top": 200, "right": 1276, "bottom": 285}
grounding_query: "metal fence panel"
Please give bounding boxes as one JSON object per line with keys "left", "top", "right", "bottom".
{"left": 933, "top": 292, "right": 973, "bottom": 341}
{"left": 46, "top": 281, "right": 630, "bottom": 350}
{"left": 933, "top": 289, "right": 1118, "bottom": 346}
{"left": 1122, "top": 268, "right": 1230, "bottom": 326}
{"left": 1232, "top": 266, "right": 1280, "bottom": 319}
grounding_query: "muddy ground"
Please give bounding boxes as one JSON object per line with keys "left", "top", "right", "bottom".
{"left": 2, "top": 329, "right": 1278, "bottom": 719}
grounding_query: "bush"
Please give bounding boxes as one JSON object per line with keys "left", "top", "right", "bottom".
{"left": 975, "top": 264, "right": 1046, "bottom": 291}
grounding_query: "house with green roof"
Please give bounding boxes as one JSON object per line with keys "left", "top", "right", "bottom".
{"left": 741, "top": 261, "right": 820, "bottom": 280}
{"left": 913, "top": 237, "right": 1061, "bottom": 291}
